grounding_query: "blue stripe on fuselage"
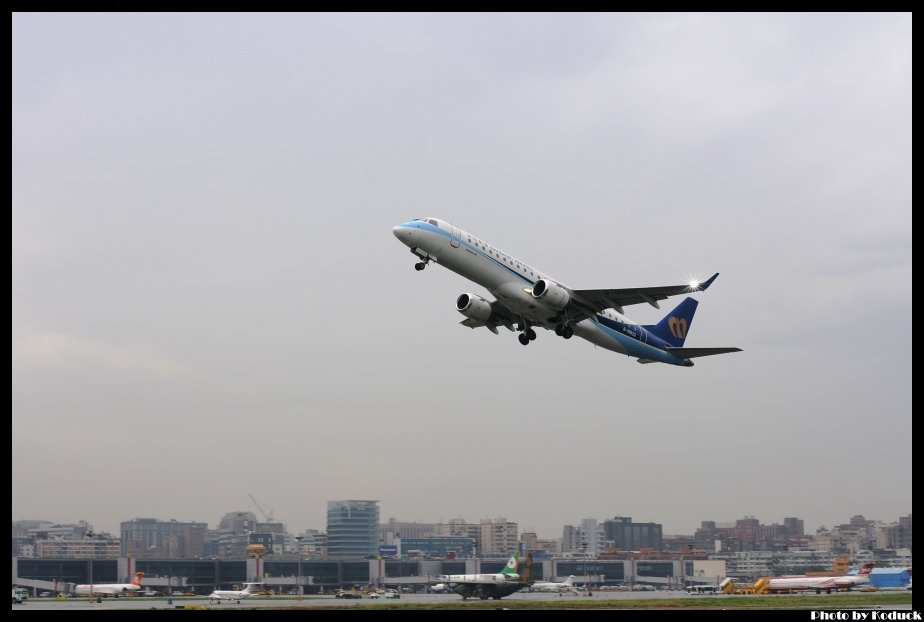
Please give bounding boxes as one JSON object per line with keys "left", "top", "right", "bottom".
{"left": 594, "top": 314, "right": 672, "bottom": 350}
{"left": 592, "top": 314, "right": 684, "bottom": 365}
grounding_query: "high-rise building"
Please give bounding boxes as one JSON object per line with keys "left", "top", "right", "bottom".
{"left": 219, "top": 511, "right": 258, "bottom": 534}
{"left": 479, "top": 518, "right": 518, "bottom": 557}
{"left": 603, "top": 516, "right": 663, "bottom": 551}
{"left": 875, "top": 514, "right": 913, "bottom": 551}
{"left": 561, "top": 524, "right": 582, "bottom": 553}
{"left": 436, "top": 519, "right": 482, "bottom": 542}
{"left": 520, "top": 532, "right": 539, "bottom": 550}
{"left": 783, "top": 517, "right": 805, "bottom": 538}
{"left": 380, "top": 519, "right": 436, "bottom": 545}
{"left": 897, "top": 514, "right": 912, "bottom": 550}
{"left": 326, "top": 500, "right": 379, "bottom": 557}
{"left": 120, "top": 518, "right": 207, "bottom": 558}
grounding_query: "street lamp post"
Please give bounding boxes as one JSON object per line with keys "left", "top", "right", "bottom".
{"left": 580, "top": 539, "right": 590, "bottom": 597}
{"left": 295, "top": 536, "right": 304, "bottom": 599}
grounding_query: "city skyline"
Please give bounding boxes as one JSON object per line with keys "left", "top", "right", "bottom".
{"left": 12, "top": 509, "right": 912, "bottom": 544}
{"left": 13, "top": 14, "right": 911, "bottom": 542}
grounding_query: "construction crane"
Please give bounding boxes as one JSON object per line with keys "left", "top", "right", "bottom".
{"left": 248, "top": 492, "right": 275, "bottom": 523}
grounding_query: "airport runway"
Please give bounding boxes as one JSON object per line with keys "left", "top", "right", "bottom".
{"left": 11, "top": 590, "right": 915, "bottom": 611}
{"left": 14, "top": 592, "right": 626, "bottom": 610}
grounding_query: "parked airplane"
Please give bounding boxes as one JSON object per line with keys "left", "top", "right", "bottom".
{"left": 74, "top": 572, "right": 144, "bottom": 597}
{"left": 393, "top": 218, "right": 740, "bottom": 366}
{"left": 208, "top": 582, "right": 260, "bottom": 604}
{"left": 530, "top": 575, "right": 578, "bottom": 593}
{"left": 767, "top": 564, "right": 875, "bottom": 593}
{"left": 435, "top": 552, "right": 532, "bottom": 600}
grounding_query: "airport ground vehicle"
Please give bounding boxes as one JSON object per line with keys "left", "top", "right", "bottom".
{"left": 686, "top": 585, "right": 719, "bottom": 595}
{"left": 335, "top": 590, "right": 363, "bottom": 599}
{"left": 13, "top": 588, "right": 28, "bottom": 603}
{"left": 369, "top": 590, "right": 400, "bottom": 599}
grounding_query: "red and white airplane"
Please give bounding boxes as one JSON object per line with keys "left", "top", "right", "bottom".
{"left": 766, "top": 564, "right": 874, "bottom": 593}
{"left": 74, "top": 571, "right": 144, "bottom": 597}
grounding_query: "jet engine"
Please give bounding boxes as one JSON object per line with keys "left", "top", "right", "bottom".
{"left": 531, "top": 279, "right": 570, "bottom": 309}
{"left": 456, "top": 293, "right": 493, "bottom": 321}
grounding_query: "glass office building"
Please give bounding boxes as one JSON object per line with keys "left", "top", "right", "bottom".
{"left": 326, "top": 500, "right": 379, "bottom": 557}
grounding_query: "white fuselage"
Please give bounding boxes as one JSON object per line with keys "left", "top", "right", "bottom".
{"left": 208, "top": 588, "right": 254, "bottom": 601}
{"left": 74, "top": 583, "right": 141, "bottom": 596}
{"left": 768, "top": 574, "right": 869, "bottom": 592}
{"left": 393, "top": 218, "right": 684, "bottom": 363}
{"left": 440, "top": 573, "right": 518, "bottom": 584}
{"left": 531, "top": 576, "right": 577, "bottom": 592}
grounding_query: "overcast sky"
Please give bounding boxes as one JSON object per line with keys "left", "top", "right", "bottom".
{"left": 12, "top": 13, "right": 911, "bottom": 540}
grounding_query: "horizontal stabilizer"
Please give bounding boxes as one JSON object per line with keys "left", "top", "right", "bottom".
{"left": 665, "top": 347, "right": 742, "bottom": 359}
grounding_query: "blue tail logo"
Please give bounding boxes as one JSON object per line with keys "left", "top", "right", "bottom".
{"left": 668, "top": 317, "right": 688, "bottom": 340}
{"left": 644, "top": 297, "right": 698, "bottom": 347}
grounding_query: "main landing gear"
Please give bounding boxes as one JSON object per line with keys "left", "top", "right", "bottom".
{"left": 517, "top": 327, "right": 537, "bottom": 346}
{"left": 414, "top": 260, "right": 428, "bottom": 271}
{"left": 517, "top": 323, "right": 572, "bottom": 345}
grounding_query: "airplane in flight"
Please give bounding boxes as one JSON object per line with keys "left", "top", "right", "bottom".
{"left": 529, "top": 575, "right": 578, "bottom": 593}
{"left": 393, "top": 218, "right": 740, "bottom": 366}
{"left": 435, "top": 552, "right": 532, "bottom": 600}
{"left": 74, "top": 571, "right": 144, "bottom": 597}
{"left": 207, "top": 582, "right": 261, "bottom": 604}
{"left": 765, "top": 564, "right": 874, "bottom": 593}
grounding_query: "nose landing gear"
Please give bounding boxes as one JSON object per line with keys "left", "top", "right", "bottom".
{"left": 409, "top": 247, "right": 436, "bottom": 271}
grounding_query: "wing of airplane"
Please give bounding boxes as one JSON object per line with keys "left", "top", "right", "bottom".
{"left": 570, "top": 272, "right": 720, "bottom": 315}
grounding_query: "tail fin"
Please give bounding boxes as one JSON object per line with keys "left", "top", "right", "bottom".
{"left": 520, "top": 554, "right": 533, "bottom": 583}
{"left": 643, "top": 297, "right": 698, "bottom": 347}
{"left": 501, "top": 551, "right": 521, "bottom": 576}
{"left": 858, "top": 564, "right": 875, "bottom": 575}
{"left": 131, "top": 572, "right": 144, "bottom": 586}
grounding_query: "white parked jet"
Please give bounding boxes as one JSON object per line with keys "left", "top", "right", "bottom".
{"left": 74, "top": 571, "right": 144, "bottom": 597}
{"left": 393, "top": 218, "right": 740, "bottom": 366}
{"left": 208, "top": 582, "right": 260, "bottom": 604}
{"left": 530, "top": 575, "right": 578, "bottom": 593}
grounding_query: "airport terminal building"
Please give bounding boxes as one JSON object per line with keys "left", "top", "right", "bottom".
{"left": 12, "top": 555, "right": 719, "bottom": 594}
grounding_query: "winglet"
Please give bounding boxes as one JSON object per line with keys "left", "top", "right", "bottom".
{"left": 696, "top": 273, "right": 719, "bottom": 291}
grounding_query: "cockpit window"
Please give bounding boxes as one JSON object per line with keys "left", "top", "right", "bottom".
{"left": 427, "top": 219, "right": 439, "bottom": 226}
